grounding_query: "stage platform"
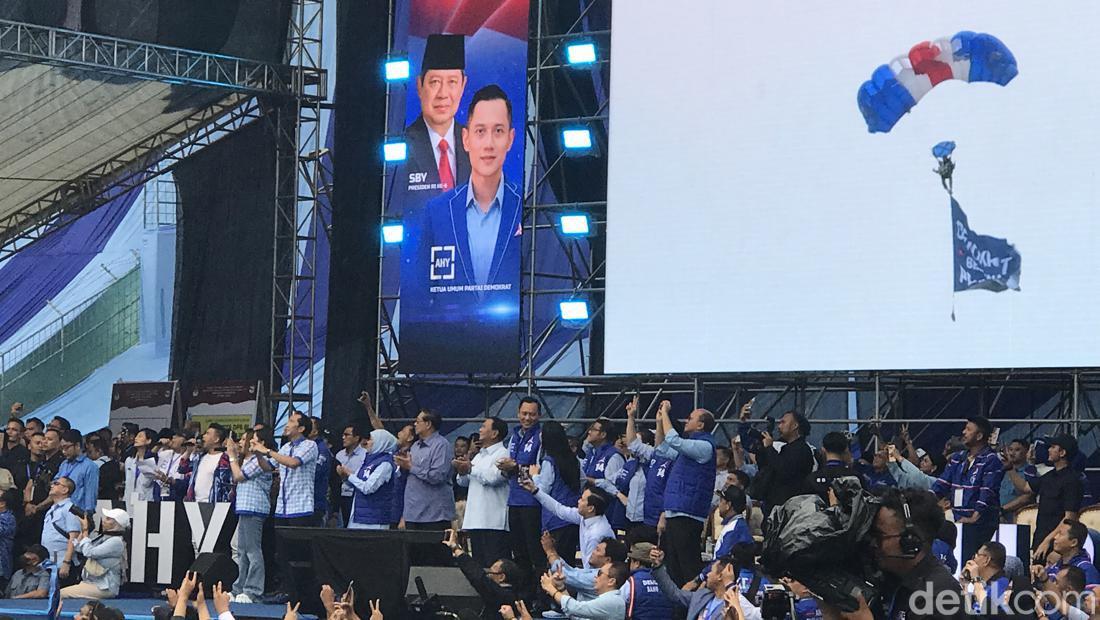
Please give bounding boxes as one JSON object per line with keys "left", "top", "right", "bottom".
{"left": 0, "top": 598, "right": 317, "bottom": 620}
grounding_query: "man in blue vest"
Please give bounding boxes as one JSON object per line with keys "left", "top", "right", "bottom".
{"left": 624, "top": 397, "right": 673, "bottom": 544}
{"left": 623, "top": 542, "right": 675, "bottom": 620}
{"left": 582, "top": 418, "right": 627, "bottom": 532}
{"left": 496, "top": 396, "right": 544, "bottom": 582}
{"left": 653, "top": 400, "right": 717, "bottom": 586}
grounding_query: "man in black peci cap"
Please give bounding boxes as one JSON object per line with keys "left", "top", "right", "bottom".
{"left": 403, "top": 33, "right": 472, "bottom": 203}
{"left": 1029, "top": 433, "right": 1083, "bottom": 558}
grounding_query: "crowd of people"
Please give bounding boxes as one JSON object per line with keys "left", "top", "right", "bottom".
{"left": 2, "top": 396, "right": 1100, "bottom": 620}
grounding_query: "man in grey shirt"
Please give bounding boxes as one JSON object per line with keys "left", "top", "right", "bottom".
{"left": 395, "top": 409, "right": 455, "bottom": 528}
{"left": 7, "top": 545, "right": 49, "bottom": 599}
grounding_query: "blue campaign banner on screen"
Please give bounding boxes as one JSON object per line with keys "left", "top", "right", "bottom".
{"left": 386, "top": 0, "right": 529, "bottom": 374}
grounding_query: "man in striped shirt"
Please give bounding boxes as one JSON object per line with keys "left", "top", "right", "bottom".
{"left": 931, "top": 415, "right": 1004, "bottom": 564}
{"left": 228, "top": 430, "right": 273, "bottom": 603}
{"left": 251, "top": 411, "right": 317, "bottom": 603}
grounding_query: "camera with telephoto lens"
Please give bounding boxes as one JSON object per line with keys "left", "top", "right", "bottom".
{"left": 760, "top": 584, "right": 797, "bottom": 620}
{"left": 740, "top": 417, "right": 776, "bottom": 453}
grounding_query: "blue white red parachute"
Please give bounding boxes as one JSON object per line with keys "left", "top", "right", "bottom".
{"left": 857, "top": 31, "right": 1018, "bottom": 133}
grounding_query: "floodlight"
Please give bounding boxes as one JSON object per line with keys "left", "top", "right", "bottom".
{"left": 384, "top": 57, "right": 410, "bottom": 81}
{"left": 562, "top": 128, "right": 593, "bottom": 151}
{"left": 559, "top": 300, "right": 590, "bottom": 321}
{"left": 383, "top": 141, "right": 407, "bottom": 162}
{"left": 559, "top": 214, "right": 591, "bottom": 236}
{"left": 565, "top": 42, "right": 597, "bottom": 66}
{"left": 382, "top": 224, "right": 404, "bottom": 244}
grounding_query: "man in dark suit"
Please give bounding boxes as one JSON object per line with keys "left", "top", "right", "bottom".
{"left": 400, "top": 33, "right": 472, "bottom": 213}
{"left": 402, "top": 84, "right": 522, "bottom": 373}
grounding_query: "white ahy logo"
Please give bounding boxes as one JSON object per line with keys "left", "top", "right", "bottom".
{"left": 430, "top": 246, "right": 456, "bottom": 280}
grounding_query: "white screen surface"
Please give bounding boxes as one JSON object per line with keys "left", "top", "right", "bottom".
{"left": 605, "top": 2, "right": 1100, "bottom": 374}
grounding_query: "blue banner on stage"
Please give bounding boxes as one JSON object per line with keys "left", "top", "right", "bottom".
{"left": 951, "top": 198, "right": 1021, "bottom": 293}
{"left": 386, "top": 0, "right": 530, "bottom": 374}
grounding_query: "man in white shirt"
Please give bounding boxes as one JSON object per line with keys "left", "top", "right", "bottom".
{"left": 540, "top": 560, "right": 628, "bottom": 620}
{"left": 519, "top": 476, "right": 615, "bottom": 570}
{"left": 188, "top": 423, "right": 230, "bottom": 502}
{"left": 458, "top": 417, "right": 511, "bottom": 567}
{"left": 333, "top": 423, "right": 366, "bottom": 526}
{"left": 155, "top": 430, "right": 191, "bottom": 500}
{"left": 123, "top": 429, "right": 159, "bottom": 511}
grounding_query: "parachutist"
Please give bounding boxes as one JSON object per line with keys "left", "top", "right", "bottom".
{"left": 934, "top": 157, "right": 954, "bottom": 195}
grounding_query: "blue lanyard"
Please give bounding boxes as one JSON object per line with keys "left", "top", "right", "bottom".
{"left": 59, "top": 459, "right": 78, "bottom": 480}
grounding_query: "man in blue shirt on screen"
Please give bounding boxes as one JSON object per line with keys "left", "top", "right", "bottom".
{"left": 417, "top": 83, "right": 522, "bottom": 292}
{"left": 408, "top": 84, "right": 523, "bottom": 373}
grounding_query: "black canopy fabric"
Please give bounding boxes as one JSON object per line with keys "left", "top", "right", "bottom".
{"left": 170, "top": 120, "right": 283, "bottom": 397}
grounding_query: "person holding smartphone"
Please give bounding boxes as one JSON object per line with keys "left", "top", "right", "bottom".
{"left": 60, "top": 508, "right": 128, "bottom": 599}
{"left": 442, "top": 528, "right": 521, "bottom": 620}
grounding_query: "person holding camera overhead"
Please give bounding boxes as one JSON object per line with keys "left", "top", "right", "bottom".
{"left": 60, "top": 507, "right": 128, "bottom": 599}
{"left": 747, "top": 403, "right": 815, "bottom": 524}
{"left": 863, "top": 488, "right": 964, "bottom": 620}
{"left": 653, "top": 400, "right": 720, "bottom": 587}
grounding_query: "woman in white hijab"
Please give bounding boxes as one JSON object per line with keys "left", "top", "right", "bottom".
{"left": 344, "top": 429, "right": 399, "bottom": 530}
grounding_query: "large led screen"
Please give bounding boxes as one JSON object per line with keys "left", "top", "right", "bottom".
{"left": 606, "top": 2, "right": 1100, "bottom": 373}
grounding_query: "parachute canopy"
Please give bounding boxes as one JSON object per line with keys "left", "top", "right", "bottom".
{"left": 858, "top": 31, "right": 1018, "bottom": 133}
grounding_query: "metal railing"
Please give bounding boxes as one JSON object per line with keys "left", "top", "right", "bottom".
{"left": 142, "top": 173, "right": 178, "bottom": 229}
{"left": 0, "top": 266, "right": 141, "bottom": 410}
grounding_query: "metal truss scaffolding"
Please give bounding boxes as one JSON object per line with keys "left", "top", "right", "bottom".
{"left": 268, "top": 0, "right": 326, "bottom": 421}
{"left": 0, "top": 19, "right": 294, "bottom": 93}
{"left": 0, "top": 10, "right": 327, "bottom": 426}
{"left": 0, "top": 17, "right": 310, "bottom": 257}
{"left": 0, "top": 96, "right": 264, "bottom": 259}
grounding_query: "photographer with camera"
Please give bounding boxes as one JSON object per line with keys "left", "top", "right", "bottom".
{"left": 750, "top": 409, "right": 815, "bottom": 526}
{"left": 806, "top": 432, "right": 861, "bottom": 503}
{"left": 60, "top": 507, "right": 128, "bottom": 599}
{"left": 865, "top": 488, "right": 965, "bottom": 620}
{"left": 442, "top": 528, "right": 522, "bottom": 620}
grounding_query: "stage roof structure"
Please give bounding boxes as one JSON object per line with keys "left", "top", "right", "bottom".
{"left": 0, "top": 18, "right": 311, "bottom": 257}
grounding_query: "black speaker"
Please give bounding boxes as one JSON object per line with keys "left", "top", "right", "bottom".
{"left": 189, "top": 552, "right": 239, "bottom": 591}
